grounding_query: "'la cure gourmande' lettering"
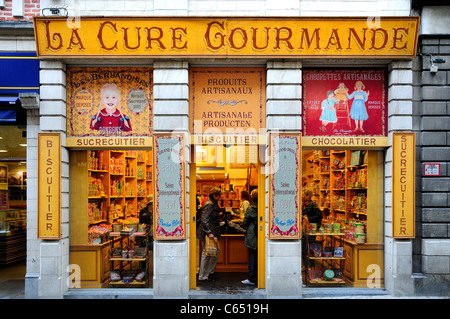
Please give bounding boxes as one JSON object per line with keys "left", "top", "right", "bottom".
{"left": 42, "top": 20, "right": 409, "bottom": 52}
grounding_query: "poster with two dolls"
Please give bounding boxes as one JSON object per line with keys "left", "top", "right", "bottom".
{"left": 302, "top": 69, "right": 387, "bottom": 137}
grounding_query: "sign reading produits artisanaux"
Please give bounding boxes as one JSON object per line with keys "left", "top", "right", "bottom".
{"left": 153, "top": 134, "right": 186, "bottom": 240}
{"left": 34, "top": 17, "right": 419, "bottom": 59}
{"left": 66, "top": 67, "right": 153, "bottom": 148}
{"left": 38, "top": 133, "right": 61, "bottom": 239}
{"left": 269, "top": 133, "right": 301, "bottom": 239}
{"left": 190, "top": 68, "right": 265, "bottom": 139}
{"left": 392, "top": 132, "right": 415, "bottom": 238}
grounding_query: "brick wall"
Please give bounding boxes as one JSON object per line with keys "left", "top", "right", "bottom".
{"left": 0, "top": 0, "right": 40, "bottom": 21}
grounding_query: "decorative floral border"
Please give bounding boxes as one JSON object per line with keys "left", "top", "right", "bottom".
{"left": 153, "top": 133, "right": 186, "bottom": 240}
{"left": 268, "top": 132, "right": 302, "bottom": 240}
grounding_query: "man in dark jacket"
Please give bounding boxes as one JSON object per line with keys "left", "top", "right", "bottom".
{"left": 197, "top": 187, "right": 222, "bottom": 281}
{"left": 242, "top": 189, "right": 258, "bottom": 285}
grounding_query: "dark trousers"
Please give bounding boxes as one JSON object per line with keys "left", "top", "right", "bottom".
{"left": 248, "top": 248, "right": 257, "bottom": 284}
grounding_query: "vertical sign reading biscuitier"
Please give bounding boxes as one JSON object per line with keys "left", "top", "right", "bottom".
{"left": 38, "top": 133, "right": 61, "bottom": 239}
{"left": 153, "top": 133, "right": 186, "bottom": 240}
{"left": 392, "top": 132, "right": 415, "bottom": 238}
{"left": 269, "top": 132, "right": 302, "bottom": 239}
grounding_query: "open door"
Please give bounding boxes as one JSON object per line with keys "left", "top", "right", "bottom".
{"left": 189, "top": 145, "right": 265, "bottom": 289}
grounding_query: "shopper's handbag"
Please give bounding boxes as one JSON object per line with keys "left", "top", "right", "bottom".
{"left": 205, "top": 235, "right": 219, "bottom": 257}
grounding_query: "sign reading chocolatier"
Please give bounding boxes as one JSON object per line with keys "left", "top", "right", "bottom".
{"left": 153, "top": 133, "right": 186, "bottom": 240}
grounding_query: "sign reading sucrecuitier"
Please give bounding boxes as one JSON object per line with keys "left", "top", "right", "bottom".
{"left": 34, "top": 17, "right": 419, "bottom": 59}
{"left": 392, "top": 132, "right": 415, "bottom": 239}
{"left": 38, "top": 133, "right": 61, "bottom": 239}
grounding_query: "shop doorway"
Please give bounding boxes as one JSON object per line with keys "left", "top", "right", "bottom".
{"left": 190, "top": 144, "right": 265, "bottom": 290}
{"left": 301, "top": 149, "right": 384, "bottom": 288}
{"left": 0, "top": 126, "right": 27, "bottom": 298}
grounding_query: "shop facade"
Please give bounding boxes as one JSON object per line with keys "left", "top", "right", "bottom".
{"left": 1, "top": 0, "right": 445, "bottom": 299}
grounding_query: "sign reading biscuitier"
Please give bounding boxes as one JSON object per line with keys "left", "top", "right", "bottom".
{"left": 34, "top": 17, "right": 419, "bottom": 59}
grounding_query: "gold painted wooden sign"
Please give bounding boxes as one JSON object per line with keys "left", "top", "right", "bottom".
{"left": 38, "top": 133, "right": 61, "bottom": 239}
{"left": 392, "top": 132, "right": 415, "bottom": 238}
{"left": 34, "top": 17, "right": 419, "bottom": 59}
{"left": 190, "top": 67, "right": 266, "bottom": 139}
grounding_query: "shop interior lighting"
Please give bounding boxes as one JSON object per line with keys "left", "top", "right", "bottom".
{"left": 0, "top": 150, "right": 7, "bottom": 153}
{"left": 19, "top": 144, "right": 27, "bottom": 147}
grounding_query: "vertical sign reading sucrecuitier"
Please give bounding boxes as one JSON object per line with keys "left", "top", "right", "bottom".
{"left": 38, "top": 133, "right": 61, "bottom": 239}
{"left": 269, "top": 133, "right": 302, "bottom": 239}
{"left": 153, "top": 134, "right": 186, "bottom": 240}
{"left": 392, "top": 132, "right": 415, "bottom": 238}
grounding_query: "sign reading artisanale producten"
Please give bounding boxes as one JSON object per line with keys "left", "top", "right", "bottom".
{"left": 153, "top": 133, "right": 186, "bottom": 240}
{"left": 190, "top": 68, "right": 265, "bottom": 142}
{"left": 392, "top": 132, "right": 415, "bottom": 238}
{"left": 34, "top": 17, "right": 419, "bottom": 59}
{"left": 38, "top": 133, "right": 61, "bottom": 239}
{"left": 302, "top": 69, "right": 388, "bottom": 148}
{"left": 269, "top": 132, "right": 301, "bottom": 239}
{"left": 66, "top": 67, "right": 153, "bottom": 148}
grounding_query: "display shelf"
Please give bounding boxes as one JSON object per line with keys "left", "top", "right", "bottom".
{"left": 108, "top": 227, "right": 150, "bottom": 288}
{"left": 304, "top": 232, "right": 346, "bottom": 286}
{"left": 303, "top": 149, "right": 384, "bottom": 287}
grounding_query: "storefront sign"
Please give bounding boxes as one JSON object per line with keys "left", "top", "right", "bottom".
{"left": 302, "top": 136, "right": 388, "bottom": 148}
{"left": 269, "top": 132, "right": 301, "bottom": 239}
{"left": 392, "top": 132, "right": 415, "bottom": 239}
{"left": 303, "top": 69, "right": 387, "bottom": 141}
{"left": 66, "top": 67, "right": 153, "bottom": 148}
{"left": 153, "top": 133, "right": 186, "bottom": 240}
{"left": 190, "top": 68, "right": 265, "bottom": 139}
{"left": 34, "top": 17, "right": 419, "bottom": 59}
{"left": 38, "top": 133, "right": 61, "bottom": 239}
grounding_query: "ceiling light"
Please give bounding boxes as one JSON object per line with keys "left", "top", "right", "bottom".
{"left": 19, "top": 144, "right": 27, "bottom": 147}
{"left": 0, "top": 150, "right": 7, "bottom": 153}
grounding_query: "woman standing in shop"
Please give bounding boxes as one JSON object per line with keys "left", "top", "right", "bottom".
{"left": 196, "top": 187, "right": 223, "bottom": 281}
{"left": 242, "top": 189, "right": 258, "bottom": 285}
{"left": 301, "top": 189, "right": 322, "bottom": 269}
{"left": 239, "top": 190, "right": 251, "bottom": 218}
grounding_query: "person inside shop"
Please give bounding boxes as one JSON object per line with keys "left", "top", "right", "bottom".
{"left": 242, "top": 189, "right": 258, "bottom": 285}
{"left": 239, "top": 190, "right": 251, "bottom": 219}
{"left": 139, "top": 194, "right": 154, "bottom": 250}
{"left": 301, "top": 188, "right": 322, "bottom": 269}
{"left": 196, "top": 187, "right": 223, "bottom": 281}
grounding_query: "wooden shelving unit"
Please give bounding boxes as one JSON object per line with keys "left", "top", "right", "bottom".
{"left": 303, "top": 150, "right": 384, "bottom": 287}
{"left": 69, "top": 150, "right": 153, "bottom": 288}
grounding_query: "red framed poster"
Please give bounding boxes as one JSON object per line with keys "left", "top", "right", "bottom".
{"left": 302, "top": 69, "right": 387, "bottom": 137}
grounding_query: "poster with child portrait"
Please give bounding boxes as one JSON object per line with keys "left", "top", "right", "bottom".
{"left": 302, "top": 69, "right": 387, "bottom": 137}
{"left": 66, "top": 67, "right": 153, "bottom": 142}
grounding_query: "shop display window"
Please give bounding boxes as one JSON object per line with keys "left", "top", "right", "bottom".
{"left": 302, "top": 149, "right": 384, "bottom": 287}
{"left": 69, "top": 150, "right": 153, "bottom": 288}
